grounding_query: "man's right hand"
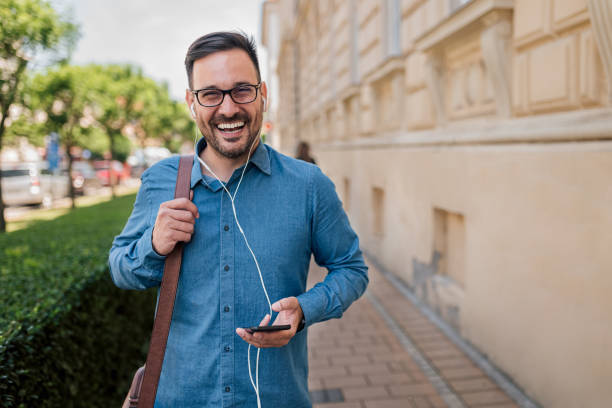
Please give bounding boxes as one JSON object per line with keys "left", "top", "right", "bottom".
{"left": 152, "top": 191, "right": 199, "bottom": 256}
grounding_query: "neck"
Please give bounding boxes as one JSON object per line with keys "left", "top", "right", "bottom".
{"left": 199, "top": 139, "right": 259, "bottom": 182}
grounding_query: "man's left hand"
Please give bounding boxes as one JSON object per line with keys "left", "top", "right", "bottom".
{"left": 236, "top": 297, "right": 304, "bottom": 348}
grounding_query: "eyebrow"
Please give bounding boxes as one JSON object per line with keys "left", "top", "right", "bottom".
{"left": 195, "top": 81, "right": 255, "bottom": 90}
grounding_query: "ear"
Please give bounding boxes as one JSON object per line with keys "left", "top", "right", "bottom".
{"left": 185, "top": 89, "right": 196, "bottom": 118}
{"left": 261, "top": 81, "right": 268, "bottom": 112}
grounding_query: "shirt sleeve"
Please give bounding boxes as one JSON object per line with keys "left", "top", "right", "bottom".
{"left": 108, "top": 171, "right": 166, "bottom": 290}
{"left": 296, "top": 166, "right": 369, "bottom": 327}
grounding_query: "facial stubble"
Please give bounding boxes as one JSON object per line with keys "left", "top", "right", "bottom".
{"left": 196, "top": 106, "right": 263, "bottom": 160}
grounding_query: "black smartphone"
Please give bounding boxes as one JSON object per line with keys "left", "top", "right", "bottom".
{"left": 246, "top": 324, "right": 291, "bottom": 333}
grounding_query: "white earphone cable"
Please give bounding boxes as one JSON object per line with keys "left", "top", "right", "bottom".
{"left": 193, "top": 128, "right": 271, "bottom": 408}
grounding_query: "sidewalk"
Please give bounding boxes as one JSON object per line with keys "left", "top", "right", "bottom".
{"left": 306, "top": 260, "right": 519, "bottom": 408}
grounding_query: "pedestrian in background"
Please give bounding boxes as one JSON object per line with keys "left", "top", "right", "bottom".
{"left": 295, "top": 141, "right": 316, "bottom": 164}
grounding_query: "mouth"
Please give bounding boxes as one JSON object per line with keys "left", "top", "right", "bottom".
{"left": 215, "top": 120, "right": 247, "bottom": 137}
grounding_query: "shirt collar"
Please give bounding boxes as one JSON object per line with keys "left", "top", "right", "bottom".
{"left": 190, "top": 137, "right": 271, "bottom": 190}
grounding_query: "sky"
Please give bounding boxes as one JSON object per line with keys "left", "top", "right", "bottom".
{"left": 56, "top": 0, "right": 267, "bottom": 101}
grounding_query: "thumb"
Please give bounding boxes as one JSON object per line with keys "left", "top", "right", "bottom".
{"left": 272, "top": 297, "right": 297, "bottom": 312}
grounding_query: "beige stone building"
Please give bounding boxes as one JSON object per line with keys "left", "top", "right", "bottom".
{"left": 262, "top": 0, "right": 612, "bottom": 406}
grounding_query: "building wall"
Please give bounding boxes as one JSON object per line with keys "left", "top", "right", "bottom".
{"left": 263, "top": 0, "right": 612, "bottom": 406}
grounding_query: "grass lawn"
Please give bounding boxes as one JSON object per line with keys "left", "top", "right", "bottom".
{"left": 6, "top": 186, "right": 139, "bottom": 232}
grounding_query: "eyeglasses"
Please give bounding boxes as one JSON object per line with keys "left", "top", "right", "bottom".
{"left": 191, "top": 83, "right": 261, "bottom": 107}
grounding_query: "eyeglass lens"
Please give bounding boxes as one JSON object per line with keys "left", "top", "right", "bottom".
{"left": 198, "top": 85, "right": 257, "bottom": 107}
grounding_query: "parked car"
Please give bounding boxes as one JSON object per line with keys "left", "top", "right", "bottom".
{"left": 71, "top": 160, "right": 101, "bottom": 194}
{"left": 1, "top": 162, "right": 68, "bottom": 207}
{"left": 93, "top": 160, "right": 130, "bottom": 186}
{"left": 127, "top": 147, "right": 172, "bottom": 178}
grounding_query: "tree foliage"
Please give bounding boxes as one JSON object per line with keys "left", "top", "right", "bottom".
{"left": 28, "top": 64, "right": 98, "bottom": 208}
{"left": 0, "top": 0, "right": 78, "bottom": 232}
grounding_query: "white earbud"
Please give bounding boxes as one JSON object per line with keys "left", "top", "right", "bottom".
{"left": 263, "top": 98, "right": 267, "bottom": 112}
{"left": 190, "top": 103, "right": 196, "bottom": 117}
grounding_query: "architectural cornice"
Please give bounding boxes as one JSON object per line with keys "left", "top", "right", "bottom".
{"left": 318, "top": 108, "right": 612, "bottom": 149}
{"left": 415, "top": 0, "right": 514, "bottom": 52}
{"left": 363, "top": 56, "right": 405, "bottom": 84}
{"left": 337, "top": 84, "right": 360, "bottom": 102}
{"left": 588, "top": 0, "right": 612, "bottom": 101}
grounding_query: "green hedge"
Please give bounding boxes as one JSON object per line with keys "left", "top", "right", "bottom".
{"left": 0, "top": 194, "right": 157, "bottom": 407}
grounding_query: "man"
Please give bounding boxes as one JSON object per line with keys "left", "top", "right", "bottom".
{"left": 109, "top": 31, "right": 368, "bottom": 407}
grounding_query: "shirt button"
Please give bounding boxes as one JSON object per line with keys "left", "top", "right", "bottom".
{"left": 224, "top": 345, "right": 231, "bottom": 352}
{"left": 224, "top": 306, "right": 230, "bottom": 312}
{"left": 225, "top": 386, "right": 231, "bottom": 393}
{"left": 224, "top": 265, "right": 230, "bottom": 271}
{"left": 224, "top": 225, "right": 229, "bottom": 231}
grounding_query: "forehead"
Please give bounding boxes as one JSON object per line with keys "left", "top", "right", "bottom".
{"left": 192, "top": 49, "right": 258, "bottom": 89}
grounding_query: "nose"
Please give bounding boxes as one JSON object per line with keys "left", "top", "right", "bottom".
{"left": 216, "top": 93, "right": 240, "bottom": 117}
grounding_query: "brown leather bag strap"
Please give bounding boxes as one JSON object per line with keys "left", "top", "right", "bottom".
{"left": 138, "top": 155, "right": 194, "bottom": 408}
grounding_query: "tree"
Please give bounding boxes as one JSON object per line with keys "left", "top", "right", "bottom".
{"left": 28, "top": 64, "right": 95, "bottom": 209}
{"left": 0, "top": 0, "right": 77, "bottom": 232}
{"left": 139, "top": 82, "right": 194, "bottom": 153}
{"left": 91, "top": 65, "right": 192, "bottom": 196}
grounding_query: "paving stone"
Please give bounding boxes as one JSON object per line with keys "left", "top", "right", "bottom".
{"left": 439, "top": 365, "right": 484, "bottom": 380}
{"left": 348, "top": 362, "right": 392, "bottom": 375}
{"left": 313, "top": 402, "right": 362, "bottom": 408}
{"left": 367, "top": 372, "right": 415, "bottom": 386}
{"left": 449, "top": 377, "right": 498, "bottom": 392}
{"left": 342, "top": 385, "right": 390, "bottom": 401}
{"left": 310, "top": 365, "right": 349, "bottom": 380}
{"left": 388, "top": 382, "right": 438, "bottom": 397}
{"left": 461, "top": 390, "right": 514, "bottom": 405}
{"left": 323, "top": 375, "right": 369, "bottom": 389}
{"left": 363, "top": 398, "right": 420, "bottom": 408}
{"left": 429, "top": 356, "right": 474, "bottom": 369}
{"left": 331, "top": 354, "right": 371, "bottom": 366}
{"left": 426, "top": 394, "right": 448, "bottom": 408}
{"left": 309, "top": 378, "right": 324, "bottom": 389}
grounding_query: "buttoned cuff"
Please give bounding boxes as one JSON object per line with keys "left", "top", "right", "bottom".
{"left": 296, "top": 290, "right": 326, "bottom": 329}
{"left": 138, "top": 226, "right": 166, "bottom": 281}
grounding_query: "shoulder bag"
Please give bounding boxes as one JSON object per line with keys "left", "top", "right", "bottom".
{"left": 122, "top": 154, "right": 194, "bottom": 408}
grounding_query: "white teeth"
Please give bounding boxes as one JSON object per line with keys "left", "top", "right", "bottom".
{"left": 217, "top": 121, "right": 245, "bottom": 130}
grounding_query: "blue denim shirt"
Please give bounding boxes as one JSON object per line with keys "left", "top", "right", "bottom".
{"left": 109, "top": 139, "right": 368, "bottom": 407}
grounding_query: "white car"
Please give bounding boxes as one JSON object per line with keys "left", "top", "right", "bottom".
{"left": 1, "top": 162, "right": 68, "bottom": 207}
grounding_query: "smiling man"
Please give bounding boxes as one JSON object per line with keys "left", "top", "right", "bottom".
{"left": 109, "top": 31, "right": 368, "bottom": 407}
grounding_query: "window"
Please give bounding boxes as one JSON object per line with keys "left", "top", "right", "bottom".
{"left": 349, "top": 0, "right": 360, "bottom": 84}
{"left": 343, "top": 177, "right": 351, "bottom": 211}
{"left": 433, "top": 208, "right": 466, "bottom": 286}
{"left": 449, "top": 0, "right": 473, "bottom": 13}
{"left": 372, "top": 186, "right": 385, "bottom": 236}
{"left": 385, "top": 0, "right": 401, "bottom": 57}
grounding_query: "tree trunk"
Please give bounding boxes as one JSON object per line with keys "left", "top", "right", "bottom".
{"left": 65, "top": 126, "right": 76, "bottom": 209}
{"left": 0, "top": 170, "right": 5, "bottom": 233}
{"left": 0, "top": 108, "right": 8, "bottom": 233}
{"left": 109, "top": 133, "right": 116, "bottom": 199}
{"left": 67, "top": 146, "right": 76, "bottom": 209}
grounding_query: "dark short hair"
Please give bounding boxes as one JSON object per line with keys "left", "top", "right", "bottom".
{"left": 185, "top": 31, "right": 261, "bottom": 89}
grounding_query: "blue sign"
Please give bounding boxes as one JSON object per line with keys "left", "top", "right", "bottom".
{"left": 47, "top": 132, "right": 59, "bottom": 170}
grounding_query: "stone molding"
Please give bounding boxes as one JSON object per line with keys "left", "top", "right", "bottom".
{"left": 588, "top": 0, "right": 612, "bottom": 101}
{"left": 363, "top": 55, "right": 405, "bottom": 85}
{"left": 317, "top": 107, "right": 612, "bottom": 149}
{"left": 424, "top": 52, "right": 447, "bottom": 125}
{"left": 415, "top": 0, "right": 514, "bottom": 52}
{"left": 414, "top": 0, "right": 515, "bottom": 125}
{"left": 480, "top": 12, "right": 513, "bottom": 118}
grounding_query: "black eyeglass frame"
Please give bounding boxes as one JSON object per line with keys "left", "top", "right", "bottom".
{"left": 191, "top": 82, "right": 262, "bottom": 107}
